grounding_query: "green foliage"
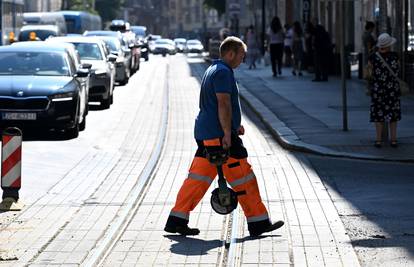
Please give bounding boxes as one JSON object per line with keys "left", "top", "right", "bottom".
{"left": 62, "top": 0, "right": 96, "bottom": 13}
{"left": 203, "top": 0, "right": 226, "bottom": 17}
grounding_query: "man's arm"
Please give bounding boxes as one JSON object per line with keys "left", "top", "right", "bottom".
{"left": 216, "top": 93, "right": 232, "bottom": 149}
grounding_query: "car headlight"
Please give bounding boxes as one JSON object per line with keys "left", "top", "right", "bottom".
{"left": 51, "top": 92, "right": 74, "bottom": 102}
{"left": 94, "top": 69, "right": 107, "bottom": 78}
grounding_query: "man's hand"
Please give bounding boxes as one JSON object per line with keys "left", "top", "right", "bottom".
{"left": 237, "top": 125, "right": 245, "bottom": 135}
{"left": 222, "top": 132, "right": 231, "bottom": 150}
{"left": 216, "top": 92, "right": 232, "bottom": 150}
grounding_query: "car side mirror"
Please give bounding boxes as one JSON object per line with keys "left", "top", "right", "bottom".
{"left": 75, "top": 69, "right": 89, "bottom": 78}
{"left": 81, "top": 63, "right": 92, "bottom": 69}
{"left": 111, "top": 51, "right": 119, "bottom": 56}
{"left": 107, "top": 54, "right": 117, "bottom": 63}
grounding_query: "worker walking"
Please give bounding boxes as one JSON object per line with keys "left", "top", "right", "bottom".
{"left": 164, "top": 36, "right": 284, "bottom": 237}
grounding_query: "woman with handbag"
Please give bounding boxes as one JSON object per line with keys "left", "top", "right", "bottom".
{"left": 368, "top": 33, "right": 401, "bottom": 148}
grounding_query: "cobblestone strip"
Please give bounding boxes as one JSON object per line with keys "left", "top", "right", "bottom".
{"left": 27, "top": 59, "right": 167, "bottom": 266}
{"left": 240, "top": 120, "right": 360, "bottom": 266}
{"left": 103, "top": 55, "right": 226, "bottom": 267}
{"left": 0, "top": 59, "right": 162, "bottom": 266}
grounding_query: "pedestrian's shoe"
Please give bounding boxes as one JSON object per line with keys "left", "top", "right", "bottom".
{"left": 390, "top": 140, "right": 398, "bottom": 148}
{"left": 298, "top": 72, "right": 303, "bottom": 76}
{"left": 292, "top": 70, "right": 297, "bottom": 76}
{"left": 374, "top": 141, "right": 382, "bottom": 148}
{"left": 249, "top": 220, "right": 284, "bottom": 237}
{"left": 164, "top": 225, "right": 200, "bottom": 236}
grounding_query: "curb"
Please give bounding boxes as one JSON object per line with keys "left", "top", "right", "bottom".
{"left": 239, "top": 84, "right": 414, "bottom": 163}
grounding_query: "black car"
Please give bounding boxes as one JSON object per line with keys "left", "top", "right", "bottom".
{"left": 0, "top": 42, "right": 89, "bottom": 138}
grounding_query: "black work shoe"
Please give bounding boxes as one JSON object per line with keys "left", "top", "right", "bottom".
{"left": 249, "top": 220, "right": 284, "bottom": 237}
{"left": 164, "top": 225, "right": 200, "bottom": 236}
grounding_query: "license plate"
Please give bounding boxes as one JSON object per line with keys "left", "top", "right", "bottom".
{"left": 2, "top": 112, "right": 37, "bottom": 120}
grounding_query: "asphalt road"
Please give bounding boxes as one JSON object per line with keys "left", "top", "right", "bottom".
{"left": 306, "top": 155, "right": 414, "bottom": 266}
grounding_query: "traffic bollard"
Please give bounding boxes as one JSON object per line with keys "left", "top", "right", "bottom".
{"left": 0, "top": 127, "right": 23, "bottom": 211}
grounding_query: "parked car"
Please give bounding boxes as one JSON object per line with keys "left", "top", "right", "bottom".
{"left": 147, "top": 34, "right": 162, "bottom": 53}
{"left": 84, "top": 30, "right": 135, "bottom": 76}
{"left": 96, "top": 36, "right": 130, "bottom": 85}
{"left": 109, "top": 20, "right": 141, "bottom": 73}
{"left": 131, "top": 25, "right": 149, "bottom": 61}
{"left": 18, "top": 25, "right": 63, "bottom": 41}
{"left": 0, "top": 42, "right": 89, "bottom": 138}
{"left": 186, "top": 39, "right": 204, "bottom": 53}
{"left": 174, "top": 38, "right": 187, "bottom": 53}
{"left": 152, "top": 39, "right": 176, "bottom": 55}
{"left": 48, "top": 36, "right": 116, "bottom": 109}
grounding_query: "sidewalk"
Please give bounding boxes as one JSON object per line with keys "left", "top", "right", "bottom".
{"left": 235, "top": 61, "right": 414, "bottom": 162}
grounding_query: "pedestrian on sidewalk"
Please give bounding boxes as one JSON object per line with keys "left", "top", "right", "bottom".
{"left": 246, "top": 25, "right": 259, "bottom": 69}
{"left": 312, "top": 19, "right": 331, "bottom": 82}
{"left": 283, "top": 23, "right": 293, "bottom": 67}
{"left": 267, "top": 16, "right": 284, "bottom": 77}
{"left": 303, "top": 21, "right": 315, "bottom": 72}
{"left": 291, "top": 21, "right": 305, "bottom": 76}
{"left": 164, "top": 36, "right": 284, "bottom": 236}
{"left": 368, "top": 33, "right": 401, "bottom": 148}
{"left": 362, "top": 21, "right": 376, "bottom": 66}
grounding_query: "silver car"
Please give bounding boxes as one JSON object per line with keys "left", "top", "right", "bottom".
{"left": 48, "top": 36, "right": 116, "bottom": 109}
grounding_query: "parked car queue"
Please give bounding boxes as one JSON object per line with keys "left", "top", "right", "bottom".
{"left": 0, "top": 30, "right": 144, "bottom": 139}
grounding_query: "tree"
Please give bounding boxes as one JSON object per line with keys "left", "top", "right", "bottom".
{"left": 61, "top": 0, "right": 96, "bottom": 13}
{"left": 95, "top": 0, "right": 123, "bottom": 23}
{"left": 203, "top": 0, "right": 226, "bottom": 17}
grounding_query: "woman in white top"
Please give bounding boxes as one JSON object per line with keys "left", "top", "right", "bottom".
{"left": 268, "top": 16, "right": 284, "bottom": 77}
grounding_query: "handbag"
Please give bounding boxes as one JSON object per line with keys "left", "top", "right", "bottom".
{"left": 376, "top": 52, "right": 410, "bottom": 96}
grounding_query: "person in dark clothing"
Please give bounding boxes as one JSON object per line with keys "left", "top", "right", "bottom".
{"left": 268, "top": 16, "right": 285, "bottom": 77}
{"left": 312, "top": 23, "right": 332, "bottom": 82}
{"left": 303, "top": 22, "right": 315, "bottom": 71}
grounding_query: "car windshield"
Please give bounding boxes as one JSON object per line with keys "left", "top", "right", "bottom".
{"left": 132, "top": 27, "right": 146, "bottom": 37}
{"left": 19, "top": 30, "right": 57, "bottom": 41}
{"left": 187, "top": 40, "right": 201, "bottom": 45}
{"left": 103, "top": 39, "right": 121, "bottom": 52}
{"left": 0, "top": 52, "right": 69, "bottom": 76}
{"left": 73, "top": 43, "right": 103, "bottom": 60}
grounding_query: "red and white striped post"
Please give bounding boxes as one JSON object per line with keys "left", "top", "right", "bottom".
{"left": 0, "top": 127, "right": 23, "bottom": 210}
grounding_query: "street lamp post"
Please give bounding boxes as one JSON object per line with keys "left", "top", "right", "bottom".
{"left": 341, "top": 0, "right": 348, "bottom": 131}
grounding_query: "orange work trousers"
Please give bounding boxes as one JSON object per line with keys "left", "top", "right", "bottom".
{"left": 166, "top": 136, "right": 271, "bottom": 233}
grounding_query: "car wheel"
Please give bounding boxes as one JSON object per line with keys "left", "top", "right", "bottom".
{"left": 145, "top": 55, "right": 149, "bottom": 61}
{"left": 120, "top": 73, "right": 129, "bottom": 85}
{"left": 101, "top": 93, "right": 111, "bottom": 109}
{"left": 110, "top": 93, "right": 114, "bottom": 105}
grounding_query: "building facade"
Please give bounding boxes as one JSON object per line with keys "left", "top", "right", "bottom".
{"left": 24, "top": 0, "right": 62, "bottom": 12}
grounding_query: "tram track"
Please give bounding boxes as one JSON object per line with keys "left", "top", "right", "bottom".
{"left": 90, "top": 56, "right": 243, "bottom": 267}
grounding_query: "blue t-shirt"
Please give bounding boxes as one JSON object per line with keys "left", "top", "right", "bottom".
{"left": 194, "top": 60, "right": 241, "bottom": 140}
